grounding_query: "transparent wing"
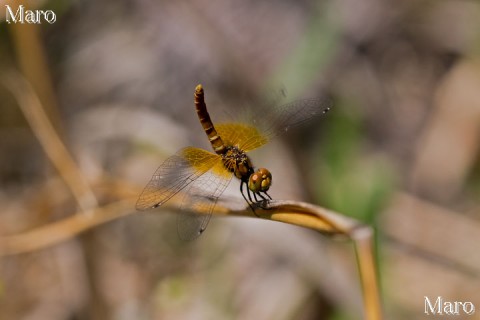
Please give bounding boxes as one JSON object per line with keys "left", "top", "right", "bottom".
{"left": 260, "top": 98, "right": 333, "bottom": 138}
{"left": 216, "top": 123, "right": 267, "bottom": 153}
{"left": 135, "top": 147, "right": 220, "bottom": 210}
{"left": 177, "top": 161, "right": 233, "bottom": 241}
{"left": 216, "top": 98, "right": 332, "bottom": 152}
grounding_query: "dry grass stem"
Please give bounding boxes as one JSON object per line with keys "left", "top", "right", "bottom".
{"left": 0, "top": 195, "right": 381, "bottom": 319}
{"left": 1, "top": 71, "right": 98, "bottom": 213}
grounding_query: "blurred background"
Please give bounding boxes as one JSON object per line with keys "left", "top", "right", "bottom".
{"left": 1, "top": 0, "right": 480, "bottom": 319}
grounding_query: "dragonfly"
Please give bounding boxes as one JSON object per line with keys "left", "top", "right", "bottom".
{"left": 136, "top": 84, "right": 331, "bottom": 240}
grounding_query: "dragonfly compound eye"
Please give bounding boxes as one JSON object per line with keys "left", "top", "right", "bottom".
{"left": 248, "top": 168, "right": 272, "bottom": 193}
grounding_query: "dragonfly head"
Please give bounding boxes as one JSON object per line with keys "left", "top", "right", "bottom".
{"left": 248, "top": 168, "right": 272, "bottom": 193}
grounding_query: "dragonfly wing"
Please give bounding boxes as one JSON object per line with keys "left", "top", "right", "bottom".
{"left": 135, "top": 147, "right": 220, "bottom": 210}
{"left": 258, "top": 98, "right": 333, "bottom": 143}
{"left": 216, "top": 98, "right": 332, "bottom": 152}
{"left": 177, "top": 161, "right": 233, "bottom": 241}
{"left": 216, "top": 123, "right": 268, "bottom": 152}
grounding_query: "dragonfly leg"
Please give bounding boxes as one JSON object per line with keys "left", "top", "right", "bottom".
{"left": 240, "top": 181, "right": 248, "bottom": 203}
{"left": 240, "top": 181, "right": 257, "bottom": 215}
{"left": 263, "top": 191, "right": 272, "bottom": 200}
{"left": 245, "top": 184, "right": 254, "bottom": 203}
{"left": 240, "top": 182, "right": 260, "bottom": 218}
{"left": 256, "top": 192, "right": 272, "bottom": 210}
{"left": 254, "top": 191, "right": 273, "bottom": 210}
{"left": 256, "top": 192, "right": 267, "bottom": 202}
{"left": 255, "top": 192, "right": 272, "bottom": 205}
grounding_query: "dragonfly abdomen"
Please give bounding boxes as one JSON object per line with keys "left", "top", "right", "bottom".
{"left": 194, "top": 84, "right": 226, "bottom": 155}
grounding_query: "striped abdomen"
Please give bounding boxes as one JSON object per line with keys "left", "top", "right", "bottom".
{"left": 194, "top": 84, "right": 226, "bottom": 155}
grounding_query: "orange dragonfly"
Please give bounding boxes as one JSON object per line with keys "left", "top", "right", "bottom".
{"left": 136, "top": 85, "right": 331, "bottom": 240}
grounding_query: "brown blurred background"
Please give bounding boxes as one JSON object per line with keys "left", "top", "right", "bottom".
{"left": 1, "top": 0, "right": 479, "bottom": 319}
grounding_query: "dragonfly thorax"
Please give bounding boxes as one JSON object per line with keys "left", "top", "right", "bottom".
{"left": 222, "top": 146, "right": 253, "bottom": 180}
{"left": 221, "top": 146, "right": 272, "bottom": 193}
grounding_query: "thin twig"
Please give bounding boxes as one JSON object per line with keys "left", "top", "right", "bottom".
{"left": 8, "top": 5, "right": 64, "bottom": 131}
{"left": 1, "top": 71, "right": 98, "bottom": 213}
{"left": 353, "top": 227, "right": 383, "bottom": 320}
{"left": 0, "top": 199, "right": 135, "bottom": 256}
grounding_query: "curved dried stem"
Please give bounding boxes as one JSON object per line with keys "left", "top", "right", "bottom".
{"left": 1, "top": 71, "right": 98, "bottom": 213}
{"left": 0, "top": 196, "right": 381, "bottom": 319}
{"left": 0, "top": 199, "right": 135, "bottom": 256}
